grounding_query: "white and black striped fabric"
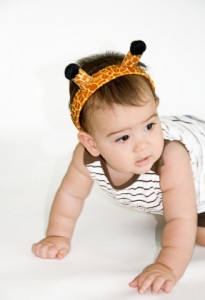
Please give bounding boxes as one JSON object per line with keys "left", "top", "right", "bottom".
{"left": 84, "top": 115, "right": 205, "bottom": 215}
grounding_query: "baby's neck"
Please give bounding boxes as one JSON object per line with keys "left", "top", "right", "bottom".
{"left": 105, "top": 164, "right": 136, "bottom": 187}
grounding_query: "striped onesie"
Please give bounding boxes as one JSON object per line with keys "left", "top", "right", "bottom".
{"left": 84, "top": 116, "right": 205, "bottom": 224}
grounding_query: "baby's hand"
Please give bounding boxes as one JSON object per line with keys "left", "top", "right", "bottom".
{"left": 129, "top": 263, "right": 176, "bottom": 295}
{"left": 32, "top": 236, "right": 71, "bottom": 259}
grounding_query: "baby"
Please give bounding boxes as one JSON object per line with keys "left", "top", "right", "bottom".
{"left": 32, "top": 40, "right": 205, "bottom": 294}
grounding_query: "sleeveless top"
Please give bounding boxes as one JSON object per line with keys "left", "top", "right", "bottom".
{"left": 84, "top": 115, "right": 205, "bottom": 215}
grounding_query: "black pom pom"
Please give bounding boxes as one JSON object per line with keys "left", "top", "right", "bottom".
{"left": 130, "top": 40, "right": 146, "bottom": 55}
{"left": 65, "top": 63, "right": 80, "bottom": 80}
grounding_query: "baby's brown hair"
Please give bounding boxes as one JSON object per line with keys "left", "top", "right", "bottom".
{"left": 66, "top": 42, "right": 158, "bottom": 132}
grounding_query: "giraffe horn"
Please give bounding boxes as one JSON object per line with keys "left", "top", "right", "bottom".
{"left": 130, "top": 40, "right": 146, "bottom": 55}
{"left": 122, "top": 40, "right": 146, "bottom": 67}
{"left": 65, "top": 63, "right": 92, "bottom": 89}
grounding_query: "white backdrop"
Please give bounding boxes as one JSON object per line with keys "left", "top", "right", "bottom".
{"left": 1, "top": 0, "right": 205, "bottom": 151}
{"left": 1, "top": 1, "right": 205, "bottom": 299}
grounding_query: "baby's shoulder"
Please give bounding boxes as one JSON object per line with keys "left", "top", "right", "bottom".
{"left": 72, "top": 142, "right": 85, "bottom": 159}
{"left": 71, "top": 143, "right": 89, "bottom": 175}
{"left": 160, "top": 140, "right": 192, "bottom": 191}
{"left": 162, "top": 140, "right": 188, "bottom": 162}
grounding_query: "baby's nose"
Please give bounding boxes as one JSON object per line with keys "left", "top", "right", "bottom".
{"left": 133, "top": 139, "right": 148, "bottom": 153}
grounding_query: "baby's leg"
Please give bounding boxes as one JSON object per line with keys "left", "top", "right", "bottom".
{"left": 196, "top": 227, "right": 205, "bottom": 246}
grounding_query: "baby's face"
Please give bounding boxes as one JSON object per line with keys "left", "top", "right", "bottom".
{"left": 90, "top": 94, "right": 164, "bottom": 176}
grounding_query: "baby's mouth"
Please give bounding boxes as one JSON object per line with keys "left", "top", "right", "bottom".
{"left": 135, "top": 156, "right": 150, "bottom": 167}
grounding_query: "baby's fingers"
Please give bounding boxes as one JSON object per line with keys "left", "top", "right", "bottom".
{"left": 138, "top": 275, "right": 155, "bottom": 294}
{"left": 150, "top": 276, "right": 167, "bottom": 294}
{"left": 136, "top": 274, "right": 165, "bottom": 294}
{"left": 162, "top": 280, "right": 175, "bottom": 293}
{"left": 32, "top": 243, "right": 58, "bottom": 259}
{"left": 129, "top": 275, "right": 174, "bottom": 295}
{"left": 56, "top": 247, "right": 70, "bottom": 259}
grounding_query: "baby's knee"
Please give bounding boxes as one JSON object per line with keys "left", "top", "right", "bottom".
{"left": 196, "top": 227, "right": 205, "bottom": 246}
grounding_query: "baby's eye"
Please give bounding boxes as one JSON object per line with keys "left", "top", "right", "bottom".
{"left": 145, "top": 123, "right": 155, "bottom": 131}
{"left": 116, "top": 135, "right": 129, "bottom": 143}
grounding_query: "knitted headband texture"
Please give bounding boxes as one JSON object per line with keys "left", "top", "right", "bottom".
{"left": 65, "top": 40, "right": 155, "bottom": 131}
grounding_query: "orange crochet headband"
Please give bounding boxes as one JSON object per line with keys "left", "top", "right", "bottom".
{"left": 65, "top": 40, "right": 155, "bottom": 131}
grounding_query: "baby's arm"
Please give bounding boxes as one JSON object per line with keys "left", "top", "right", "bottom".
{"left": 32, "top": 143, "right": 93, "bottom": 259}
{"left": 129, "top": 141, "right": 197, "bottom": 294}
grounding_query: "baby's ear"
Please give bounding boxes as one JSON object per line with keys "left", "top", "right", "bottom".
{"left": 78, "top": 132, "right": 100, "bottom": 157}
{"left": 155, "top": 96, "right": 159, "bottom": 107}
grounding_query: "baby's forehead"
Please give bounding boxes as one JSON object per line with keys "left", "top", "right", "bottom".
{"left": 89, "top": 100, "right": 157, "bottom": 136}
